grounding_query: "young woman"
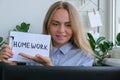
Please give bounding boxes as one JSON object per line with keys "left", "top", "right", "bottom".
{"left": 0, "top": 1, "right": 94, "bottom": 66}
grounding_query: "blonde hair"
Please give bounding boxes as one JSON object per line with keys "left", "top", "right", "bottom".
{"left": 43, "top": 1, "right": 94, "bottom": 55}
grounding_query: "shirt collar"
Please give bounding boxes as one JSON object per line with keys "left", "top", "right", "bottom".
{"left": 59, "top": 42, "right": 73, "bottom": 55}
{"left": 52, "top": 42, "right": 73, "bottom": 55}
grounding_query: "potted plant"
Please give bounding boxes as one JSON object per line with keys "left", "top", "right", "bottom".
{"left": 13, "top": 22, "right": 30, "bottom": 32}
{"left": 110, "top": 32, "right": 120, "bottom": 59}
{"left": 87, "top": 32, "right": 113, "bottom": 66}
{"left": 0, "top": 37, "right": 5, "bottom": 49}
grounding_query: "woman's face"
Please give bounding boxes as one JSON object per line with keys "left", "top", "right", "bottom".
{"left": 48, "top": 9, "right": 73, "bottom": 48}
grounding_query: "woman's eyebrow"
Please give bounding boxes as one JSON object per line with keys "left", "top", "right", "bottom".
{"left": 51, "top": 20, "right": 59, "bottom": 23}
{"left": 51, "top": 20, "right": 70, "bottom": 23}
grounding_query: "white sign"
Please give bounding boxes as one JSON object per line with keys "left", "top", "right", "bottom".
{"left": 8, "top": 31, "right": 51, "bottom": 62}
{"left": 88, "top": 11, "right": 102, "bottom": 27}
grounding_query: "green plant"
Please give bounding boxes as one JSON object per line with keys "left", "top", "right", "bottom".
{"left": 0, "top": 37, "right": 4, "bottom": 47}
{"left": 87, "top": 32, "right": 113, "bottom": 66}
{"left": 0, "top": 37, "right": 6, "bottom": 50}
{"left": 14, "top": 22, "right": 30, "bottom": 32}
{"left": 116, "top": 32, "right": 120, "bottom": 46}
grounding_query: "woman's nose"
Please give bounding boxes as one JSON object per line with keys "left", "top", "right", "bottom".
{"left": 59, "top": 25, "right": 65, "bottom": 32}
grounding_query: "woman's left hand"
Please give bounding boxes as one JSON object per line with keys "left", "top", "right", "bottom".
{"left": 19, "top": 53, "right": 53, "bottom": 66}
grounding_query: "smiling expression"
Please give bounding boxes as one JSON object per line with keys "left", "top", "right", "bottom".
{"left": 48, "top": 9, "right": 73, "bottom": 48}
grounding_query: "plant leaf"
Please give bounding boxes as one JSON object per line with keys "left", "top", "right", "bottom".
{"left": 0, "top": 37, "right": 3, "bottom": 43}
{"left": 87, "top": 33, "right": 96, "bottom": 44}
{"left": 96, "top": 37, "right": 105, "bottom": 45}
{"left": 16, "top": 25, "right": 21, "bottom": 31}
{"left": 16, "top": 22, "right": 30, "bottom": 32}
{"left": 116, "top": 32, "right": 120, "bottom": 42}
{"left": 88, "top": 39, "right": 95, "bottom": 50}
{"left": 99, "top": 43, "right": 106, "bottom": 53}
{"left": 103, "top": 41, "right": 109, "bottom": 50}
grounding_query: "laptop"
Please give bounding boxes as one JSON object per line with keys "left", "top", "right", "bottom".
{"left": 0, "top": 62, "right": 120, "bottom": 80}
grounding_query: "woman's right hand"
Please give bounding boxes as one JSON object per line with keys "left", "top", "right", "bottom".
{"left": 0, "top": 44, "right": 16, "bottom": 65}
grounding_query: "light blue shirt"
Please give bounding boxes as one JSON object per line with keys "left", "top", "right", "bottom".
{"left": 50, "top": 42, "right": 94, "bottom": 66}
{"left": 26, "top": 42, "right": 94, "bottom": 66}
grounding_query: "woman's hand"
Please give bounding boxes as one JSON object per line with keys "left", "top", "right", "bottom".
{"left": 0, "top": 44, "right": 16, "bottom": 65}
{"left": 19, "top": 52, "right": 53, "bottom": 66}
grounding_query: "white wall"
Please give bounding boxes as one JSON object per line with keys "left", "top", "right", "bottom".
{"left": 99, "top": 0, "right": 109, "bottom": 38}
{"left": 116, "top": 0, "right": 120, "bottom": 34}
{"left": 0, "top": 0, "right": 59, "bottom": 39}
{"left": 0, "top": 0, "right": 109, "bottom": 40}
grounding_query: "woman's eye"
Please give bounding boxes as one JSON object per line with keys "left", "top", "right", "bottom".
{"left": 65, "top": 23, "right": 71, "bottom": 27}
{"left": 52, "top": 23, "right": 59, "bottom": 26}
